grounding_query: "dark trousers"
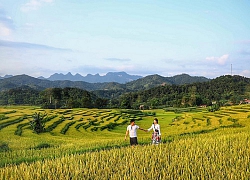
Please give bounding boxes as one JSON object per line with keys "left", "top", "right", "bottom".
{"left": 130, "top": 137, "right": 138, "bottom": 145}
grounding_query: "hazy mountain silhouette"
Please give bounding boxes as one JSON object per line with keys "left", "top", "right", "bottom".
{"left": 0, "top": 75, "right": 13, "bottom": 79}
{"left": 0, "top": 73, "right": 210, "bottom": 92}
{"left": 42, "top": 71, "right": 142, "bottom": 83}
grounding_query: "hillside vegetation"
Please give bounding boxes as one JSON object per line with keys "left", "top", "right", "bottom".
{"left": 0, "top": 73, "right": 209, "bottom": 91}
{"left": 0, "top": 75, "right": 249, "bottom": 109}
{"left": 119, "top": 75, "right": 250, "bottom": 109}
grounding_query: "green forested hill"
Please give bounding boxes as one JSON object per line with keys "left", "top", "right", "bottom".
{"left": 170, "top": 73, "right": 210, "bottom": 85}
{"left": 0, "top": 73, "right": 209, "bottom": 92}
{"left": 0, "top": 74, "right": 249, "bottom": 109}
{"left": 0, "top": 75, "right": 125, "bottom": 91}
{"left": 125, "top": 73, "right": 210, "bottom": 90}
{"left": 118, "top": 75, "right": 250, "bottom": 109}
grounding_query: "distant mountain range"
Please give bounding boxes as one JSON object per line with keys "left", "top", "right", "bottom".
{"left": 0, "top": 71, "right": 210, "bottom": 84}
{"left": 38, "top": 71, "right": 142, "bottom": 84}
{"left": 0, "top": 75, "right": 13, "bottom": 79}
{"left": 1, "top": 72, "right": 142, "bottom": 84}
{"left": 0, "top": 72, "right": 210, "bottom": 92}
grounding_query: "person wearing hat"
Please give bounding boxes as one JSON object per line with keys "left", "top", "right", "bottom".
{"left": 124, "top": 119, "right": 145, "bottom": 146}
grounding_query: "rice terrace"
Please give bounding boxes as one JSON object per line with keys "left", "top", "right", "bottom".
{"left": 2, "top": 0, "right": 250, "bottom": 179}
{"left": 0, "top": 105, "right": 250, "bottom": 179}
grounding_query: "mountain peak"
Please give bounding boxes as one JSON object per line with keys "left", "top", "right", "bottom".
{"left": 46, "top": 72, "right": 142, "bottom": 83}
{"left": 66, "top": 72, "right": 73, "bottom": 75}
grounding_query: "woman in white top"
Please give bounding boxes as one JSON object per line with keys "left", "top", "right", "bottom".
{"left": 147, "top": 118, "right": 161, "bottom": 144}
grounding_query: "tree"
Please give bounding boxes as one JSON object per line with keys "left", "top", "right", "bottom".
{"left": 94, "top": 98, "right": 108, "bottom": 108}
{"left": 29, "top": 112, "right": 47, "bottom": 133}
{"left": 207, "top": 104, "right": 220, "bottom": 112}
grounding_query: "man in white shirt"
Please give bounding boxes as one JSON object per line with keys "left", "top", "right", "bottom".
{"left": 125, "top": 119, "right": 145, "bottom": 146}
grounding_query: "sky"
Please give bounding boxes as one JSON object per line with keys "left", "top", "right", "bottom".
{"left": 0, "top": 0, "right": 250, "bottom": 79}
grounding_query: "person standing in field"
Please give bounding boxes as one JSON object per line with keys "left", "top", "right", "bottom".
{"left": 125, "top": 119, "right": 145, "bottom": 146}
{"left": 147, "top": 118, "right": 161, "bottom": 144}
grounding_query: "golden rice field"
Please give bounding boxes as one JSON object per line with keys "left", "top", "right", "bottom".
{"left": 0, "top": 105, "right": 250, "bottom": 179}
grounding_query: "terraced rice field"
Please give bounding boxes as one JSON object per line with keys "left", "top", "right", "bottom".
{"left": 0, "top": 105, "right": 250, "bottom": 179}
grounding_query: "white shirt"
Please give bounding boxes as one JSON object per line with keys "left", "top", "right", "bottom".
{"left": 127, "top": 125, "right": 139, "bottom": 138}
{"left": 148, "top": 124, "right": 161, "bottom": 136}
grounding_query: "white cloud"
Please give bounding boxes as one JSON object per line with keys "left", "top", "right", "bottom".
{"left": 21, "top": 0, "right": 41, "bottom": 12}
{"left": 0, "top": 9, "right": 14, "bottom": 37}
{"left": 206, "top": 54, "right": 229, "bottom": 65}
{"left": 240, "top": 70, "right": 250, "bottom": 77}
{"left": 218, "top": 54, "right": 229, "bottom": 65}
{"left": 104, "top": 58, "right": 131, "bottom": 62}
{"left": 21, "top": 0, "right": 54, "bottom": 12}
{"left": 205, "top": 56, "right": 216, "bottom": 61}
{"left": 0, "top": 40, "right": 72, "bottom": 52}
{"left": 0, "top": 22, "right": 12, "bottom": 36}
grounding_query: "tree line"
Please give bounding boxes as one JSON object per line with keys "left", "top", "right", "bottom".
{"left": 0, "top": 86, "right": 108, "bottom": 109}
{"left": 0, "top": 75, "right": 249, "bottom": 109}
{"left": 117, "top": 75, "right": 250, "bottom": 109}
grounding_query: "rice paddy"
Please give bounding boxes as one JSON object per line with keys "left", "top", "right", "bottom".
{"left": 0, "top": 105, "right": 250, "bottom": 179}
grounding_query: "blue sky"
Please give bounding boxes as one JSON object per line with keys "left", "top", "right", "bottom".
{"left": 0, "top": 0, "right": 250, "bottom": 78}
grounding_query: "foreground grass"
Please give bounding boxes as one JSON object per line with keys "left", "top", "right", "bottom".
{"left": 1, "top": 128, "right": 249, "bottom": 179}
{"left": 0, "top": 105, "right": 250, "bottom": 179}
